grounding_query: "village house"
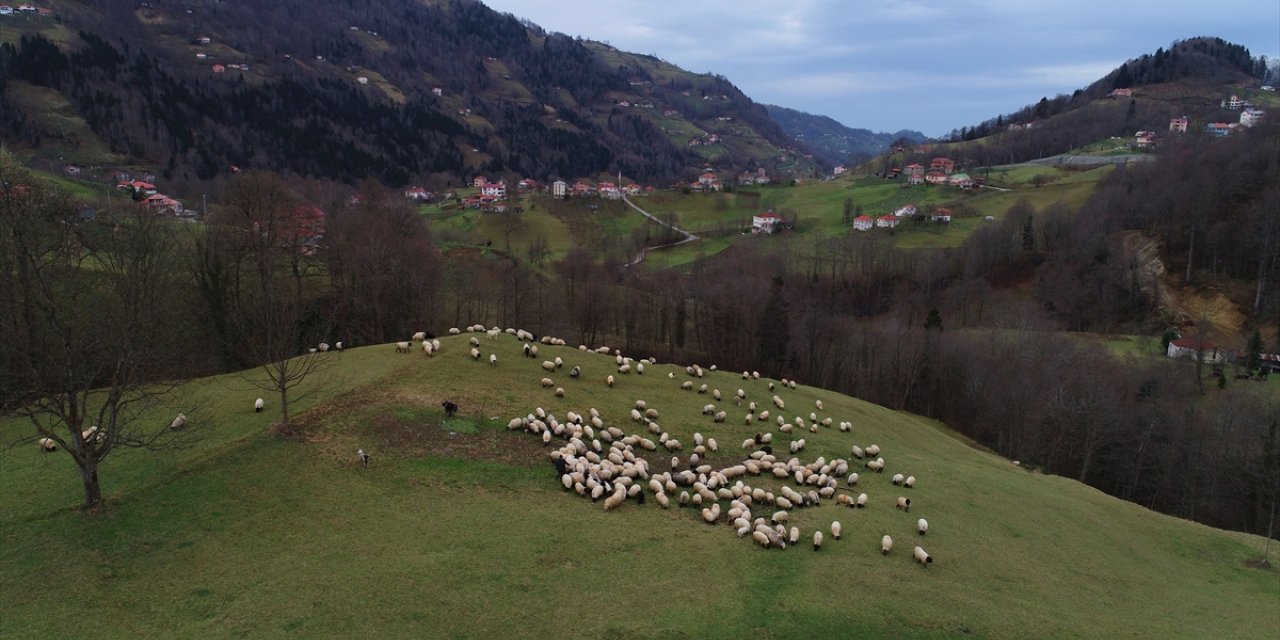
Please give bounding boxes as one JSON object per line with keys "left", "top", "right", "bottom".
{"left": 552, "top": 180, "right": 567, "bottom": 198}
{"left": 751, "top": 211, "right": 782, "bottom": 234}
{"left": 930, "top": 157, "right": 955, "bottom": 174}
{"left": 473, "top": 176, "right": 487, "bottom": 188}
{"left": 1134, "top": 131, "right": 1158, "bottom": 149}
{"left": 930, "top": 208, "right": 952, "bottom": 223}
{"left": 0, "top": 6, "right": 12, "bottom": 16}
{"left": 949, "top": 172, "right": 975, "bottom": 188}
{"left": 925, "top": 172, "right": 948, "bottom": 185}
{"left": 597, "top": 181, "right": 621, "bottom": 200}
{"left": 876, "top": 215, "right": 899, "bottom": 229}
{"left": 480, "top": 181, "right": 507, "bottom": 199}
{"left": 211, "top": 64, "right": 226, "bottom": 74}
{"left": 1166, "top": 337, "right": 1224, "bottom": 363}
{"left": 404, "top": 187, "right": 431, "bottom": 201}
{"left": 1221, "top": 95, "right": 1244, "bottom": 110}
{"left": 833, "top": 165, "right": 847, "bottom": 176}
{"left": 1239, "top": 108, "right": 1265, "bottom": 128}
{"left": 144, "top": 194, "right": 181, "bottom": 216}
{"left": 695, "top": 171, "right": 722, "bottom": 192}
{"left": 1169, "top": 116, "right": 1189, "bottom": 133}
{"left": 895, "top": 204, "right": 917, "bottom": 217}
{"left": 853, "top": 215, "right": 874, "bottom": 231}
{"left": 1205, "top": 122, "right": 1233, "bottom": 137}
{"left": 517, "top": 178, "right": 539, "bottom": 192}
{"left": 1108, "top": 88, "right": 1133, "bottom": 98}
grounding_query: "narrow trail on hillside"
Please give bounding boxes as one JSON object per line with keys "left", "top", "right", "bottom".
{"left": 621, "top": 193, "right": 700, "bottom": 268}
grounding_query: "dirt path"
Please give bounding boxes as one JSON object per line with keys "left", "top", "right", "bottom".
{"left": 621, "top": 194, "right": 700, "bottom": 267}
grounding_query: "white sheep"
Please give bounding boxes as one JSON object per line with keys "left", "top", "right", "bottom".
{"left": 856, "top": 493, "right": 868, "bottom": 508}
{"left": 917, "top": 518, "right": 929, "bottom": 535}
{"left": 394, "top": 341, "right": 411, "bottom": 353}
{"left": 554, "top": 356, "right": 563, "bottom": 368}
{"left": 881, "top": 534, "right": 893, "bottom": 554}
{"left": 636, "top": 362, "right": 645, "bottom": 374}
{"left": 607, "top": 375, "right": 615, "bottom": 388}
{"left": 489, "top": 354, "right": 498, "bottom": 366}
{"left": 254, "top": 398, "right": 265, "bottom": 413}
{"left": 892, "top": 473, "right": 905, "bottom": 486}
{"left": 38, "top": 437, "right": 57, "bottom": 452}
{"left": 904, "top": 475, "right": 916, "bottom": 489}
{"left": 913, "top": 546, "right": 933, "bottom": 567}
{"left": 541, "top": 360, "right": 556, "bottom": 372}
{"left": 896, "top": 496, "right": 911, "bottom": 512}
{"left": 830, "top": 521, "right": 842, "bottom": 540}
{"left": 448, "top": 328, "right": 461, "bottom": 335}
{"left": 318, "top": 343, "right": 330, "bottom": 352}
{"left": 169, "top": 413, "right": 187, "bottom": 430}
{"left": 470, "top": 347, "right": 481, "bottom": 360}
{"left": 469, "top": 336, "right": 480, "bottom": 347}
{"left": 813, "top": 530, "right": 824, "bottom": 551}
{"left": 422, "top": 341, "right": 434, "bottom": 357}
{"left": 541, "top": 378, "right": 554, "bottom": 388}
{"left": 866, "top": 444, "right": 881, "bottom": 457}
{"left": 412, "top": 331, "right": 427, "bottom": 341}
{"left": 815, "top": 399, "right": 823, "bottom": 410}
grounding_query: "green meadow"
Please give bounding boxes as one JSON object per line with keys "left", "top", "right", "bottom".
{"left": 3, "top": 333, "right": 1275, "bottom": 639}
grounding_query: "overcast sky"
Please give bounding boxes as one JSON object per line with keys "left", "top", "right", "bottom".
{"left": 480, "top": 0, "right": 1280, "bottom": 137}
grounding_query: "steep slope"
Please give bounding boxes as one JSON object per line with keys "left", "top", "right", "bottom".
{"left": 766, "top": 104, "right": 926, "bottom": 165}
{"left": 0, "top": 0, "right": 819, "bottom": 185}
{"left": 1, "top": 335, "right": 1276, "bottom": 638}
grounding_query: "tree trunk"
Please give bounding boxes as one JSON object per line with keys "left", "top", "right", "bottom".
{"left": 80, "top": 460, "right": 103, "bottom": 510}
{"left": 279, "top": 387, "right": 290, "bottom": 428}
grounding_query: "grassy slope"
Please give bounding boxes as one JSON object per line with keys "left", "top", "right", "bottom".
{"left": 2, "top": 334, "right": 1275, "bottom": 639}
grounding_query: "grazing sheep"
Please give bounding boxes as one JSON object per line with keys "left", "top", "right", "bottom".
{"left": 255, "top": 397, "right": 264, "bottom": 413}
{"left": 318, "top": 343, "right": 330, "bottom": 352}
{"left": 169, "top": 413, "right": 187, "bottom": 430}
{"left": 707, "top": 438, "right": 718, "bottom": 452}
{"left": 850, "top": 445, "right": 864, "bottom": 459}
{"left": 881, "top": 535, "right": 893, "bottom": 554}
{"left": 789, "top": 526, "right": 800, "bottom": 544}
{"left": 713, "top": 389, "right": 722, "bottom": 401}
{"left": 866, "top": 444, "right": 881, "bottom": 457}
{"left": 918, "top": 518, "right": 929, "bottom": 535}
{"left": 904, "top": 476, "right": 916, "bottom": 489}
{"left": 896, "top": 496, "right": 911, "bottom": 512}
{"left": 357, "top": 448, "right": 370, "bottom": 469}
{"left": 38, "top": 437, "right": 57, "bottom": 452}
{"left": 469, "top": 336, "right": 480, "bottom": 347}
{"left": 395, "top": 341, "right": 412, "bottom": 354}
{"left": 813, "top": 530, "right": 824, "bottom": 551}
{"left": 815, "top": 399, "right": 823, "bottom": 410}
{"left": 554, "top": 356, "right": 563, "bottom": 368}
{"left": 431, "top": 339, "right": 441, "bottom": 352}
{"left": 856, "top": 493, "right": 868, "bottom": 508}
{"left": 892, "top": 473, "right": 905, "bottom": 486}
{"left": 412, "top": 331, "right": 427, "bottom": 342}
{"left": 541, "top": 378, "right": 554, "bottom": 388}
{"left": 831, "top": 521, "right": 842, "bottom": 540}
{"left": 422, "top": 342, "right": 434, "bottom": 357}
{"left": 607, "top": 375, "right": 615, "bottom": 388}
{"left": 636, "top": 362, "right": 645, "bottom": 374}
{"left": 542, "top": 360, "right": 557, "bottom": 372}
{"left": 681, "top": 381, "right": 694, "bottom": 391}
{"left": 470, "top": 347, "right": 482, "bottom": 360}
{"left": 569, "top": 366, "right": 581, "bottom": 378}
{"left": 489, "top": 354, "right": 498, "bottom": 366}
{"left": 448, "top": 327, "right": 461, "bottom": 335}
{"left": 913, "top": 546, "right": 933, "bottom": 567}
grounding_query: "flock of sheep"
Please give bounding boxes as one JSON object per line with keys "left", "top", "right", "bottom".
{"left": 399, "top": 325, "right": 937, "bottom": 567}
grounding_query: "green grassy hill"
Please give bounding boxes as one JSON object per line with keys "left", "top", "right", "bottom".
{"left": 2, "top": 333, "right": 1275, "bottom": 638}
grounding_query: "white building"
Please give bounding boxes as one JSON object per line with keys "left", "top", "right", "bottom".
{"left": 752, "top": 211, "right": 782, "bottom": 234}
{"left": 552, "top": 180, "right": 567, "bottom": 198}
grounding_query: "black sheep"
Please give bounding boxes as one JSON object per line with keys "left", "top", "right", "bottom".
{"left": 441, "top": 400, "right": 458, "bottom": 418}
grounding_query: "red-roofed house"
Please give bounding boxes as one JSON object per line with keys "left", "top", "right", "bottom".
{"left": 144, "top": 194, "right": 181, "bottom": 215}
{"left": 481, "top": 181, "right": 507, "bottom": 199}
{"left": 752, "top": 211, "right": 782, "bottom": 234}
{"left": 930, "top": 157, "right": 955, "bottom": 174}
{"left": 473, "top": 176, "right": 487, "bottom": 187}
{"left": 924, "top": 172, "right": 948, "bottom": 185}
{"left": 876, "top": 215, "right": 899, "bottom": 229}
{"left": 211, "top": 64, "right": 226, "bottom": 74}
{"left": 1167, "top": 337, "right": 1223, "bottom": 363}
{"left": 853, "top": 215, "right": 874, "bottom": 231}
{"left": 404, "top": 187, "right": 430, "bottom": 201}
{"left": 1169, "top": 116, "right": 1189, "bottom": 133}
{"left": 930, "top": 208, "right": 952, "bottom": 223}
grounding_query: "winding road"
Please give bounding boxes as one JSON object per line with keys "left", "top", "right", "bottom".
{"left": 621, "top": 194, "right": 700, "bottom": 267}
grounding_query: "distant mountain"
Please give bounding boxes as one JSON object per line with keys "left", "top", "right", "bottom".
{"left": 765, "top": 104, "right": 925, "bottom": 165}
{"left": 0, "top": 0, "right": 821, "bottom": 187}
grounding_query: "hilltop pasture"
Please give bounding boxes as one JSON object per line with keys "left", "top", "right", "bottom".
{"left": 2, "top": 333, "right": 1275, "bottom": 639}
